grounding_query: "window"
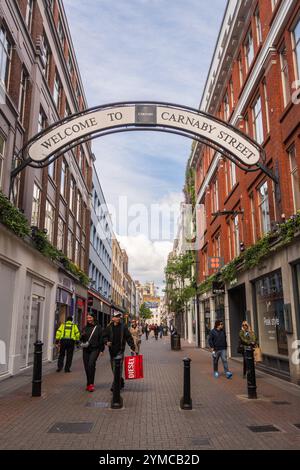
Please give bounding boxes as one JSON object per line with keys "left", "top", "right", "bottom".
{"left": 250, "top": 193, "right": 256, "bottom": 243}
{"left": 82, "top": 203, "right": 86, "bottom": 230}
{"left": 223, "top": 92, "right": 230, "bottom": 121}
{"left": 78, "top": 146, "right": 83, "bottom": 170}
{"left": 57, "top": 18, "right": 65, "bottom": 48}
{"left": 31, "top": 183, "right": 41, "bottom": 227}
{"left": 202, "top": 248, "right": 208, "bottom": 277}
{"left": 53, "top": 72, "right": 62, "bottom": 110}
{"left": 288, "top": 146, "right": 300, "bottom": 212}
{"left": 229, "top": 79, "right": 234, "bottom": 108}
{"left": 67, "top": 53, "right": 74, "bottom": 76}
{"left": 60, "top": 159, "right": 67, "bottom": 197}
{"left": 212, "top": 178, "right": 219, "bottom": 213}
{"left": 280, "top": 45, "right": 291, "bottom": 107}
{"left": 65, "top": 101, "right": 71, "bottom": 117}
{"left": 25, "top": 0, "right": 34, "bottom": 32}
{"left": 214, "top": 233, "right": 221, "bottom": 257}
{"left": 262, "top": 81, "right": 270, "bottom": 134}
{"left": 38, "top": 108, "right": 47, "bottom": 133}
{"left": 42, "top": 33, "right": 51, "bottom": 81}
{"left": 233, "top": 215, "right": 240, "bottom": 256}
{"left": 45, "top": 200, "right": 55, "bottom": 243}
{"left": 57, "top": 217, "right": 65, "bottom": 251}
{"left": 252, "top": 95, "right": 264, "bottom": 144}
{"left": 18, "top": 68, "right": 28, "bottom": 125}
{"left": 67, "top": 229, "right": 73, "bottom": 260}
{"left": 238, "top": 53, "right": 243, "bottom": 87}
{"left": 292, "top": 18, "right": 300, "bottom": 80}
{"left": 228, "top": 160, "right": 236, "bottom": 189}
{"left": 75, "top": 239, "right": 80, "bottom": 265}
{"left": 258, "top": 182, "right": 271, "bottom": 234}
{"left": 255, "top": 8, "right": 262, "bottom": 45}
{"left": 0, "top": 134, "right": 5, "bottom": 190}
{"left": 76, "top": 191, "right": 82, "bottom": 223}
{"left": 0, "top": 27, "right": 12, "bottom": 89}
{"left": 245, "top": 29, "right": 254, "bottom": 71}
{"left": 69, "top": 176, "right": 75, "bottom": 212}
{"left": 81, "top": 247, "right": 85, "bottom": 270}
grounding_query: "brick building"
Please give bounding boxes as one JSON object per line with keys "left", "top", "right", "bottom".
{"left": 0, "top": 0, "right": 92, "bottom": 375}
{"left": 191, "top": 0, "right": 300, "bottom": 382}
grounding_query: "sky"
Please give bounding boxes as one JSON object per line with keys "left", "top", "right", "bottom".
{"left": 63, "top": 0, "right": 226, "bottom": 292}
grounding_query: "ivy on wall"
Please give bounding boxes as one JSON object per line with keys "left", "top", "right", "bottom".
{"left": 0, "top": 192, "right": 89, "bottom": 287}
{"left": 198, "top": 211, "right": 300, "bottom": 294}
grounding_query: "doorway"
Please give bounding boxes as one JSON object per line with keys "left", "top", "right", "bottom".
{"left": 228, "top": 284, "right": 246, "bottom": 357}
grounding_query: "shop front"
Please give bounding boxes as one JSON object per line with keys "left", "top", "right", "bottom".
{"left": 75, "top": 283, "right": 88, "bottom": 331}
{"left": 203, "top": 299, "right": 211, "bottom": 349}
{"left": 88, "top": 289, "right": 111, "bottom": 327}
{"left": 253, "top": 269, "right": 290, "bottom": 378}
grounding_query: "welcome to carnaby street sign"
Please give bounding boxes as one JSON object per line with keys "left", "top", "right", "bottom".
{"left": 12, "top": 102, "right": 270, "bottom": 179}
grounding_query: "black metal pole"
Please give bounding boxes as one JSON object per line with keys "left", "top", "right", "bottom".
{"left": 180, "top": 357, "right": 192, "bottom": 410}
{"left": 170, "top": 333, "right": 174, "bottom": 350}
{"left": 111, "top": 355, "right": 124, "bottom": 409}
{"left": 245, "top": 346, "right": 257, "bottom": 399}
{"left": 32, "top": 341, "right": 43, "bottom": 397}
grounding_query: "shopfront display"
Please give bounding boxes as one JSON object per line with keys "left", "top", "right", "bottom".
{"left": 254, "top": 270, "right": 288, "bottom": 357}
{"left": 215, "top": 294, "right": 225, "bottom": 323}
{"left": 204, "top": 300, "right": 211, "bottom": 348}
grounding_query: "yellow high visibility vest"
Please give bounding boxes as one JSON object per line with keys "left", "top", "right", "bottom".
{"left": 56, "top": 321, "right": 80, "bottom": 341}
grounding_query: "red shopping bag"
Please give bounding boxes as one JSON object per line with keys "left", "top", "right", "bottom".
{"left": 124, "top": 354, "right": 144, "bottom": 380}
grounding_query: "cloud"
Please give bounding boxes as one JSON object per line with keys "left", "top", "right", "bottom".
{"left": 63, "top": 0, "right": 226, "bottom": 283}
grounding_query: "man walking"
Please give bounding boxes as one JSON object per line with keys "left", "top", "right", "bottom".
{"left": 103, "top": 312, "right": 135, "bottom": 391}
{"left": 55, "top": 316, "right": 80, "bottom": 373}
{"left": 208, "top": 320, "right": 233, "bottom": 379}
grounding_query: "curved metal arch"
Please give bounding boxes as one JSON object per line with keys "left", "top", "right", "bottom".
{"left": 10, "top": 101, "right": 277, "bottom": 188}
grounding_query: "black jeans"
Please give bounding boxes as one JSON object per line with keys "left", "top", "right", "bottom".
{"left": 57, "top": 339, "right": 75, "bottom": 371}
{"left": 83, "top": 348, "right": 100, "bottom": 385}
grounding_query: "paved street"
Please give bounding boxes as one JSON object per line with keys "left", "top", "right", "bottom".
{"left": 1, "top": 335, "right": 300, "bottom": 450}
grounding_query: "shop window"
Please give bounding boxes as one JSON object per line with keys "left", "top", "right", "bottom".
{"left": 255, "top": 270, "right": 288, "bottom": 357}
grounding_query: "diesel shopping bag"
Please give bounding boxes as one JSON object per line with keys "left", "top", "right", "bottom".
{"left": 125, "top": 354, "right": 144, "bottom": 380}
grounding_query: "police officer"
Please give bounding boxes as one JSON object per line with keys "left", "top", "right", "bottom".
{"left": 56, "top": 316, "right": 80, "bottom": 373}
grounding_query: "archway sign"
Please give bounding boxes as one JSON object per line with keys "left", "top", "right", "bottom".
{"left": 11, "top": 101, "right": 275, "bottom": 180}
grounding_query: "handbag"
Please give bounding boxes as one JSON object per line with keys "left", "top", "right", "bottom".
{"left": 124, "top": 354, "right": 144, "bottom": 380}
{"left": 80, "top": 326, "right": 97, "bottom": 349}
{"left": 254, "top": 346, "right": 263, "bottom": 363}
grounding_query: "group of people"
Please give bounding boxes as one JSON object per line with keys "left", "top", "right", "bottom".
{"left": 208, "top": 320, "right": 258, "bottom": 379}
{"left": 55, "top": 312, "right": 139, "bottom": 393}
{"left": 144, "top": 323, "right": 165, "bottom": 340}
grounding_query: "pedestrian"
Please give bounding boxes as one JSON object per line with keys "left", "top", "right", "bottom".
{"left": 238, "top": 321, "right": 257, "bottom": 378}
{"left": 129, "top": 319, "right": 143, "bottom": 354}
{"left": 154, "top": 323, "right": 159, "bottom": 340}
{"left": 208, "top": 320, "right": 233, "bottom": 379}
{"left": 159, "top": 324, "right": 163, "bottom": 339}
{"left": 144, "top": 323, "right": 149, "bottom": 340}
{"left": 103, "top": 312, "right": 135, "bottom": 391}
{"left": 81, "top": 313, "right": 105, "bottom": 392}
{"left": 55, "top": 316, "right": 80, "bottom": 373}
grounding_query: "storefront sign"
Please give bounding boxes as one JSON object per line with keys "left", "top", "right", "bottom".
{"left": 212, "top": 281, "right": 225, "bottom": 295}
{"left": 27, "top": 104, "right": 261, "bottom": 166}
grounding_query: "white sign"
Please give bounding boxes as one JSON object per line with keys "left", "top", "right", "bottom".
{"left": 27, "top": 104, "right": 260, "bottom": 166}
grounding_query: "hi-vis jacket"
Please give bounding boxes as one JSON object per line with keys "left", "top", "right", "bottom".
{"left": 56, "top": 321, "right": 80, "bottom": 342}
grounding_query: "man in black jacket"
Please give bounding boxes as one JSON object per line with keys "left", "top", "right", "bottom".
{"left": 103, "top": 312, "right": 135, "bottom": 391}
{"left": 208, "top": 320, "right": 233, "bottom": 379}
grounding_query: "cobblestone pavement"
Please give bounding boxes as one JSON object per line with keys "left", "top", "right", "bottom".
{"left": 1, "top": 335, "right": 300, "bottom": 450}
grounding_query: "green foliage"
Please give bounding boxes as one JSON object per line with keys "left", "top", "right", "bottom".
{"left": 0, "top": 192, "right": 30, "bottom": 238}
{"left": 0, "top": 192, "right": 88, "bottom": 287}
{"left": 197, "top": 211, "right": 300, "bottom": 294}
{"left": 139, "top": 303, "right": 152, "bottom": 320}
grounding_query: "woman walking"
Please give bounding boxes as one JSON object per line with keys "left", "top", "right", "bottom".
{"left": 129, "top": 320, "right": 143, "bottom": 354}
{"left": 81, "top": 314, "right": 104, "bottom": 392}
{"left": 239, "top": 321, "right": 257, "bottom": 378}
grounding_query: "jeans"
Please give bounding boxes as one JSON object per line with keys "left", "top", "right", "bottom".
{"left": 213, "top": 349, "right": 229, "bottom": 373}
{"left": 83, "top": 348, "right": 100, "bottom": 385}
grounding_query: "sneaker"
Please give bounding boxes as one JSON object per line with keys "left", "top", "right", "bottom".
{"left": 226, "top": 371, "right": 233, "bottom": 379}
{"left": 87, "top": 385, "right": 94, "bottom": 392}
{"left": 214, "top": 372, "right": 219, "bottom": 378}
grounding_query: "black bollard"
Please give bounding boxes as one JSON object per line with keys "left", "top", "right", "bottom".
{"left": 170, "top": 334, "right": 174, "bottom": 350}
{"left": 111, "top": 355, "right": 124, "bottom": 409}
{"left": 245, "top": 346, "right": 257, "bottom": 399}
{"left": 32, "top": 341, "right": 43, "bottom": 397}
{"left": 180, "top": 357, "right": 192, "bottom": 410}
